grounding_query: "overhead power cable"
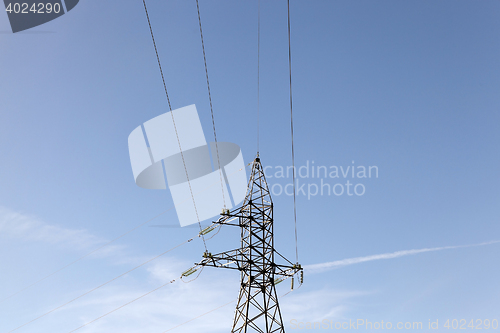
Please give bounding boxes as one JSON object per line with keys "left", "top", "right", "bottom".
{"left": 1, "top": 166, "right": 247, "bottom": 305}
{"left": 0, "top": 208, "right": 174, "bottom": 304}
{"left": 6, "top": 166, "right": 248, "bottom": 331}
{"left": 195, "top": 0, "right": 227, "bottom": 210}
{"left": 66, "top": 237, "right": 500, "bottom": 332}
{"left": 66, "top": 273, "right": 298, "bottom": 333}
{"left": 287, "top": 0, "right": 299, "bottom": 263}
{"left": 142, "top": 0, "right": 208, "bottom": 251}
{"left": 257, "top": 0, "right": 261, "bottom": 154}
{"left": 68, "top": 278, "right": 178, "bottom": 333}
{"left": 8, "top": 235, "right": 199, "bottom": 333}
{"left": 141, "top": 0, "right": 172, "bottom": 110}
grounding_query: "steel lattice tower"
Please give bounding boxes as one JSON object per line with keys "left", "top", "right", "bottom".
{"left": 194, "top": 157, "right": 302, "bottom": 333}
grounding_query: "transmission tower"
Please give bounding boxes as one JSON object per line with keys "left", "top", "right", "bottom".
{"left": 186, "top": 157, "right": 302, "bottom": 333}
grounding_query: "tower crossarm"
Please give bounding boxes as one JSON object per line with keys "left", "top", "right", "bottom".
{"left": 197, "top": 248, "right": 246, "bottom": 271}
{"left": 274, "top": 265, "right": 302, "bottom": 278}
{"left": 196, "top": 249, "right": 302, "bottom": 278}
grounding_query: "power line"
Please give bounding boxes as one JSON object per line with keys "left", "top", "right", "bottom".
{"left": 63, "top": 237, "right": 500, "bottom": 332}
{"left": 11, "top": 161, "right": 288, "bottom": 332}
{"left": 141, "top": 0, "right": 171, "bottom": 110}
{"left": 68, "top": 279, "right": 178, "bottom": 333}
{"left": 257, "top": 0, "right": 261, "bottom": 154}
{"left": 287, "top": 0, "right": 299, "bottom": 263}
{"left": 195, "top": 0, "right": 227, "bottom": 210}
{"left": 67, "top": 274, "right": 297, "bottom": 333}
{"left": 8, "top": 235, "right": 198, "bottom": 333}
{"left": 6, "top": 165, "right": 248, "bottom": 331}
{"left": 142, "top": 0, "right": 208, "bottom": 252}
{"left": 1, "top": 166, "right": 247, "bottom": 305}
{"left": 30, "top": 3, "right": 301, "bottom": 332}
{"left": 64, "top": 270, "right": 299, "bottom": 333}
{"left": 0, "top": 207, "right": 174, "bottom": 304}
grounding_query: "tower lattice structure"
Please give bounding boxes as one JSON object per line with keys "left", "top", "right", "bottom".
{"left": 195, "top": 157, "right": 302, "bottom": 333}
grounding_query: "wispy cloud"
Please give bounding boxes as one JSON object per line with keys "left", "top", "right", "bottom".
{"left": 49, "top": 259, "right": 241, "bottom": 333}
{"left": 281, "top": 289, "right": 368, "bottom": 324}
{"left": 44, "top": 258, "right": 364, "bottom": 333}
{"left": 0, "top": 206, "right": 105, "bottom": 250}
{"left": 304, "top": 240, "right": 500, "bottom": 274}
{"left": 5, "top": 206, "right": 497, "bottom": 333}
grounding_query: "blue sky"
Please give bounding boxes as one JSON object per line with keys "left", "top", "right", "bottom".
{"left": 1, "top": 1, "right": 499, "bottom": 332}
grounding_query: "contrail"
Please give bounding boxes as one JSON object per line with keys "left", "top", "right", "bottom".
{"left": 304, "top": 240, "right": 500, "bottom": 274}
